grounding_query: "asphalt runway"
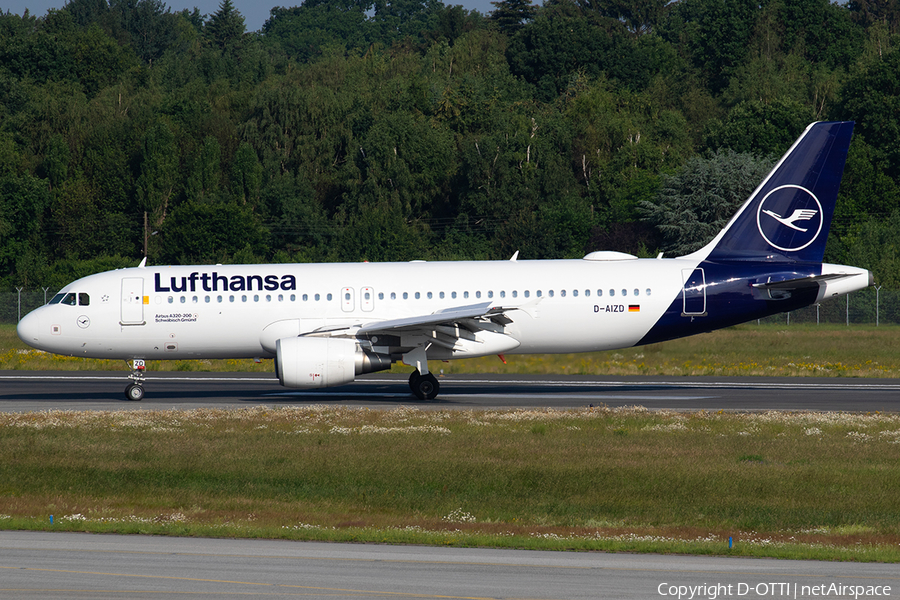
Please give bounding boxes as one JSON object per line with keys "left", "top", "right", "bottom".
{"left": 2, "top": 531, "right": 898, "bottom": 600}
{"left": 1, "top": 371, "right": 900, "bottom": 412}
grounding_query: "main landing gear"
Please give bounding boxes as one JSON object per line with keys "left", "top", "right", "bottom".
{"left": 409, "top": 369, "right": 439, "bottom": 400}
{"left": 124, "top": 359, "right": 146, "bottom": 401}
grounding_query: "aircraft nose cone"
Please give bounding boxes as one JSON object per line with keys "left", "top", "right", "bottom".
{"left": 16, "top": 309, "right": 43, "bottom": 350}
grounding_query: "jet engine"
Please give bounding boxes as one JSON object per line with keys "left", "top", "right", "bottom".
{"left": 275, "top": 337, "right": 392, "bottom": 388}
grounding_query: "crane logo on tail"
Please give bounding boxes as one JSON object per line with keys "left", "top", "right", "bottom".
{"left": 756, "top": 185, "right": 823, "bottom": 252}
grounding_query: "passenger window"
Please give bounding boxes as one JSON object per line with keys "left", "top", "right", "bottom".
{"left": 452, "top": 291, "right": 457, "bottom": 299}
{"left": 229, "top": 295, "right": 235, "bottom": 302}
{"left": 241, "top": 295, "right": 247, "bottom": 302}
{"left": 78, "top": 293, "right": 90, "bottom": 306}
{"left": 290, "top": 294, "right": 296, "bottom": 301}
{"left": 646, "top": 289, "right": 652, "bottom": 296}
{"left": 415, "top": 292, "right": 421, "bottom": 299}
{"left": 598, "top": 289, "right": 603, "bottom": 297}
{"left": 217, "top": 295, "right": 223, "bottom": 303}
{"left": 537, "top": 290, "right": 542, "bottom": 297}
{"left": 427, "top": 292, "right": 433, "bottom": 299}
{"left": 205, "top": 296, "right": 211, "bottom": 303}
{"left": 573, "top": 290, "right": 578, "bottom": 297}
{"left": 464, "top": 291, "right": 469, "bottom": 299}
{"left": 403, "top": 292, "right": 408, "bottom": 300}
{"left": 391, "top": 292, "right": 396, "bottom": 300}
{"left": 192, "top": 296, "right": 198, "bottom": 303}
{"left": 180, "top": 296, "right": 186, "bottom": 304}
{"left": 622, "top": 289, "right": 627, "bottom": 297}
{"left": 476, "top": 291, "right": 481, "bottom": 299}
{"left": 512, "top": 291, "right": 517, "bottom": 298}
{"left": 609, "top": 289, "right": 615, "bottom": 297}
{"left": 327, "top": 293, "right": 333, "bottom": 301}
{"left": 168, "top": 296, "right": 174, "bottom": 304}
{"left": 634, "top": 289, "right": 639, "bottom": 296}
{"left": 549, "top": 290, "right": 554, "bottom": 297}
{"left": 524, "top": 291, "right": 530, "bottom": 298}
{"left": 302, "top": 294, "right": 308, "bottom": 301}
{"left": 585, "top": 290, "right": 590, "bottom": 297}
{"left": 253, "top": 295, "right": 260, "bottom": 302}
{"left": 439, "top": 291, "right": 445, "bottom": 299}
{"left": 315, "top": 294, "right": 320, "bottom": 301}
{"left": 488, "top": 291, "right": 493, "bottom": 299}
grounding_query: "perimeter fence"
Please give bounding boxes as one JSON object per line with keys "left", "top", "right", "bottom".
{"left": 3, "top": 286, "right": 900, "bottom": 326}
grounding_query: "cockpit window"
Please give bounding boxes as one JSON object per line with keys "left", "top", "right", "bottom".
{"left": 49, "top": 293, "right": 65, "bottom": 305}
{"left": 79, "top": 293, "right": 90, "bottom": 306}
{"left": 61, "top": 293, "right": 77, "bottom": 306}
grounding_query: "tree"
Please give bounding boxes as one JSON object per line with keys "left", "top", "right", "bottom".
{"left": 639, "top": 149, "right": 775, "bottom": 255}
{"left": 136, "top": 122, "right": 180, "bottom": 232}
{"left": 230, "top": 141, "right": 262, "bottom": 206}
{"left": 704, "top": 98, "right": 810, "bottom": 155}
{"left": 842, "top": 211, "right": 900, "bottom": 288}
{"left": 205, "top": 0, "right": 246, "bottom": 48}
{"left": 109, "top": 0, "right": 180, "bottom": 65}
{"left": 837, "top": 46, "right": 900, "bottom": 180}
{"left": 158, "top": 200, "right": 268, "bottom": 263}
{"left": 489, "top": 0, "right": 536, "bottom": 35}
{"left": 575, "top": 0, "right": 668, "bottom": 36}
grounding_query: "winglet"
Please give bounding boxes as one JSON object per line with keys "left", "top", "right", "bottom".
{"left": 138, "top": 257, "right": 147, "bottom": 268}
{"left": 509, "top": 251, "right": 519, "bottom": 262}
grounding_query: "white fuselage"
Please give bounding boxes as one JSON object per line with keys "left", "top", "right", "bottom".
{"left": 17, "top": 257, "right": 693, "bottom": 362}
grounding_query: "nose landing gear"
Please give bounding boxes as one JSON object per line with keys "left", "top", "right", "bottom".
{"left": 124, "top": 359, "right": 146, "bottom": 401}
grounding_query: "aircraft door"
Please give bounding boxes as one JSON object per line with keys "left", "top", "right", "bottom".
{"left": 361, "top": 287, "right": 374, "bottom": 312}
{"left": 121, "top": 277, "right": 146, "bottom": 325}
{"left": 341, "top": 287, "right": 354, "bottom": 312}
{"left": 681, "top": 268, "right": 707, "bottom": 316}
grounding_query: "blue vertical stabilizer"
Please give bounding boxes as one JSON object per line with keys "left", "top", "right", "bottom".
{"left": 698, "top": 121, "right": 854, "bottom": 264}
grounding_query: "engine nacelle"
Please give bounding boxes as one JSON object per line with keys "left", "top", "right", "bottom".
{"left": 275, "top": 337, "right": 391, "bottom": 388}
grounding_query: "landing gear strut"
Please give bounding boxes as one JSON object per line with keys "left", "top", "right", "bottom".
{"left": 124, "top": 359, "right": 146, "bottom": 401}
{"left": 409, "top": 369, "right": 439, "bottom": 400}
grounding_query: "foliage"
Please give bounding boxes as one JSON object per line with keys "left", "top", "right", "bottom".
{"left": 0, "top": 0, "right": 898, "bottom": 290}
{"left": 639, "top": 150, "right": 775, "bottom": 255}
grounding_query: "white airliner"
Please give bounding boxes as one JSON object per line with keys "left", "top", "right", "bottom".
{"left": 17, "top": 121, "right": 873, "bottom": 401}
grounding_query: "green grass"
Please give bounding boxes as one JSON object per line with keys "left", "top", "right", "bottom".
{"left": 5, "top": 323, "right": 900, "bottom": 560}
{"left": 5, "top": 322, "right": 900, "bottom": 377}
{"left": 2, "top": 406, "right": 900, "bottom": 561}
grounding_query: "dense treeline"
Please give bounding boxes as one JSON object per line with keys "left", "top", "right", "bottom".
{"left": 2, "top": 0, "right": 900, "bottom": 290}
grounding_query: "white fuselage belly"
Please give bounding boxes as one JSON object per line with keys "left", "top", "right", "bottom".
{"left": 22, "top": 258, "right": 695, "bottom": 361}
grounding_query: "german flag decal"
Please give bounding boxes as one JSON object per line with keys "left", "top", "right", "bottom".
{"left": 628, "top": 305, "right": 640, "bottom": 313}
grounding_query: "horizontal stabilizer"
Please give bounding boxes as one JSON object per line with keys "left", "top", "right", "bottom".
{"left": 752, "top": 273, "right": 858, "bottom": 291}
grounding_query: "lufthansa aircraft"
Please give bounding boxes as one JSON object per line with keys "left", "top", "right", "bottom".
{"left": 17, "top": 121, "right": 873, "bottom": 401}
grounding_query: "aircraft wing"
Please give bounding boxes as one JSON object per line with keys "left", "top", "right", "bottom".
{"left": 357, "top": 302, "right": 513, "bottom": 334}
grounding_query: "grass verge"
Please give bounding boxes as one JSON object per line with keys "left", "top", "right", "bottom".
{"left": 2, "top": 406, "right": 899, "bottom": 561}
{"left": 5, "top": 323, "right": 900, "bottom": 377}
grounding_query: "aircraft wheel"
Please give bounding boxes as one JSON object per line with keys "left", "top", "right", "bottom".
{"left": 125, "top": 383, "right": 145, "bottom": 401}
{"left": 410, "top": 372, "right": 439, "bottom": 401}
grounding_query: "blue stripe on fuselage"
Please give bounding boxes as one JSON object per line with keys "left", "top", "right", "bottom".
{"left": 637, "top": 260, "right": 821, "bottom": 346}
